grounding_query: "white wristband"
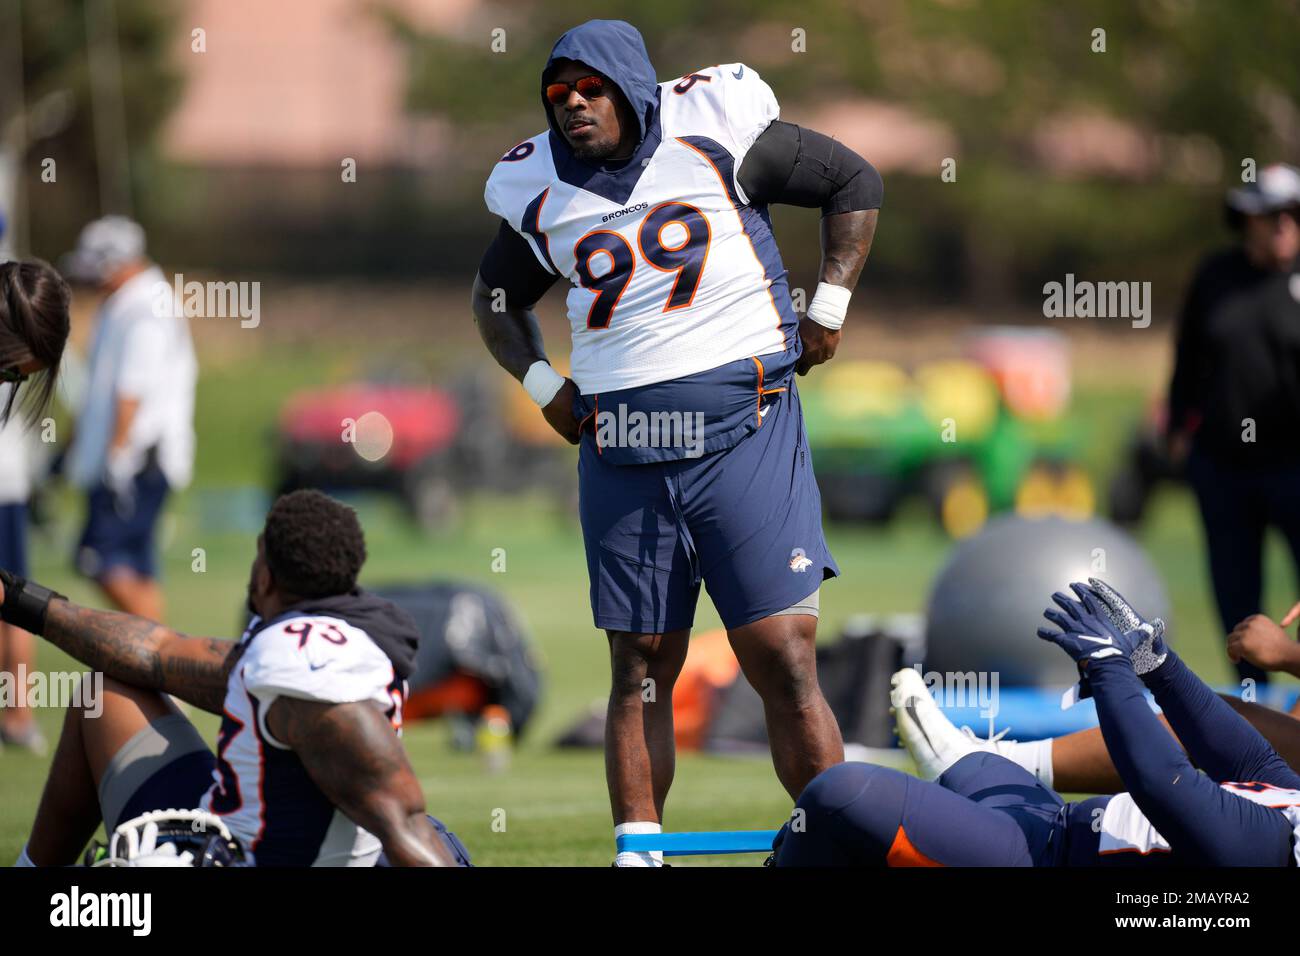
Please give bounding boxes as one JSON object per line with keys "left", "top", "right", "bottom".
{"left": 805, "top": 282, "right": 852, "bottom": 331}
{"left": 523, "top": 361, "right": 565, "bottom": 407}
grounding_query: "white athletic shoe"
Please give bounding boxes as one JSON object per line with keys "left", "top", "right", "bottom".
{"left": 890, "top": 668, "right": 1006, "bottom": 781}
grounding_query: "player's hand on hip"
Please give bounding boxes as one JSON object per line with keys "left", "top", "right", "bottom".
{"left": 541, "top": 378, "right": 582, "bottom": 445}
{"left": 1228, "top": 613, "right": 1300, "bottom": 673}
{"left": 796, "top": 319, "right": 841, "bottom": 376}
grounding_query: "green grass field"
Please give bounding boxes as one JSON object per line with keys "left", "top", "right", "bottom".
{"left": 2, "top": 341, "right": 1297, "bottom": 866}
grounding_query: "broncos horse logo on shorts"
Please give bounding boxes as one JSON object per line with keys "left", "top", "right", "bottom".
{"left": 789, "top": 548, "right": 813, "bottom": 572}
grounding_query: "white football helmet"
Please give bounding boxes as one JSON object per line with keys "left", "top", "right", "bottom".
{"left": 97, "top": 808, "right": 247, "bottom": 867}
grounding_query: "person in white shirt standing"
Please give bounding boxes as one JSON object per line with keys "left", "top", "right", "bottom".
{"left": 61, "top": 217, "right": 197, "bottom": 621}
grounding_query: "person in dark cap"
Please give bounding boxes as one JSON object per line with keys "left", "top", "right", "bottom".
{"left": 1166, "top": 163, "right": 1300, "bottom": 686}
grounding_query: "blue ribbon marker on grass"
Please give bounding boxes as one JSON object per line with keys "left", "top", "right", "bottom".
{"left": 616, "top": 830, "right": 781, "bottom": 856}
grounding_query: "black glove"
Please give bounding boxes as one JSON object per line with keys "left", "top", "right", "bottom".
{"left": 0, "top": 568, "right": 66, "bottom": 636}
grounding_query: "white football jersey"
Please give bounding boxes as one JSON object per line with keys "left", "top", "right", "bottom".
{"left": 485, "top": 63, "right": 797, "bottom": 394}
{"left": 1098, "top": 782, "right": 1300, "bottom": 863}
{"left": 200, "top": 614, "right": 405, "bottom": 866}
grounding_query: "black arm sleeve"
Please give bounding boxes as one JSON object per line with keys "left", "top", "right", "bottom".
{"left": 477, "top": 219, "right": 559, "bottom": 308}
{"left": 737, "top": 121, "right": 883, "bottom": 215}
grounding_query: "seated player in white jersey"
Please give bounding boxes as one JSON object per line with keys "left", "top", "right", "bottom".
{"left": 3, "top": 490, "right": 463, "bottom": 867}
{"left": 470, "top": 18, "right": 882, "bottom": 865}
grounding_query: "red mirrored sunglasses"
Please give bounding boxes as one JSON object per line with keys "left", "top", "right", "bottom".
{"left": 545, "top": 75, "right": 606, "bottom": 106}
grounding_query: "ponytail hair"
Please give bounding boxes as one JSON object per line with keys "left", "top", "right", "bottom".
{"left": 0, "top": 259, "right": 71, "bottom": 425}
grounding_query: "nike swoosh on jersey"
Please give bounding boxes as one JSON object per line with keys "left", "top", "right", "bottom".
{"left": 732, "top": 65, "right": 744, "bottom": 79}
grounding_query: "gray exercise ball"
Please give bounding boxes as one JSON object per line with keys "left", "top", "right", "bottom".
{"left": 924, "top": 515, "right": 1172, "bottom": 686}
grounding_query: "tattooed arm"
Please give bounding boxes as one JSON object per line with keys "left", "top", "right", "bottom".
{"left": 41, "top": 599, "right": 241, "bottom": 714}
{"left": 266, "top": 696, "right": 455, "bottom": 867}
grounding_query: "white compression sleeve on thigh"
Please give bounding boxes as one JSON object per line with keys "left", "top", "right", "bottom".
{"left": 613, "top": 822, "right": 664, "bottom": 867}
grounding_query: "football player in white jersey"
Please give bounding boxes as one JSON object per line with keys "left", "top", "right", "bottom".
{"left": 774, "top": 579, "right": 1300, "bottom": 866}
{"left": 471, "top": 19, "right": 882, "bottom": 865}
{"left": 4, "top": 490, "right": 461, "bottom": 866}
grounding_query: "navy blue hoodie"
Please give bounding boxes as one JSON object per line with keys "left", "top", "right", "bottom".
{"left": 541, "top": 19, "right": 660, "bottom": 162}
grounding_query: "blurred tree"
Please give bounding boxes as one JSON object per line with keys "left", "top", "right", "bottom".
{"left": 0, "top": 0, "right": 181, "bottom": 258}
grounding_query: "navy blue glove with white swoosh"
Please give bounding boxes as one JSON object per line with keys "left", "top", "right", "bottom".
{"left": 1037, "top": 582, "right": 1130, "bottom": 665}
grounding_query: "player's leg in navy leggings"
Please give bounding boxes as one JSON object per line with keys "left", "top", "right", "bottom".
{"left": 1088, "top": 652, "right": 1295, "bottom": 866}
{"left": 774, "top": 761, "right": 1035, "bottom": 866}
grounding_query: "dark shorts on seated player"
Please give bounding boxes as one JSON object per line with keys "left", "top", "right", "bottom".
{"left": 0, "top": 502, "right": 29, "bottom": 577}
{"left": 98, "top": 713, "right": 216, "bottom": 833}
{"left": 77, "top": 460, "right": 170, "bottom": 582}
{"left": 577, "top": 376, "right": 837, "bottom": 633}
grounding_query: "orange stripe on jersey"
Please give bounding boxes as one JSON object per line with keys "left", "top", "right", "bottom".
{"left": 675, "top": 137, "right": 787, "bottom": 349}
{"left": 886, "top": 825, "right": 943, "bottom": 867}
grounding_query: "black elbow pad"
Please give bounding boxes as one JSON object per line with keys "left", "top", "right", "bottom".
{"left": 739, "top": 121, "right": 883, "bottom": 216}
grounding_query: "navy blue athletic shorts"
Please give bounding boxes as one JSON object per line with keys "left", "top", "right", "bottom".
{"left": 577, "top": 380, "right": 837, "bottom": 633}
{"left": 98, "top": 713, "right": 216, "bottom": 833}
{"left": 77, "top": 462, "right": 170, "bottom": 581}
